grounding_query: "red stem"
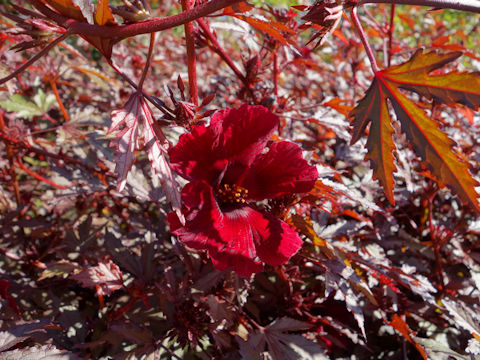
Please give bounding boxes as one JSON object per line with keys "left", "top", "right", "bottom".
{"left": 273, "top": 51, "right": 279, "bottom": 97}
{"left": 181, "top": 0, "right": 198, "bottom": 105}
{"left": 359, "top": 0, "right": 480, "bottom": 13}
{"left": 15, "top": 157, "right": 70, "bottom": 190}
{"left": 30, "top": 0, "right": 242, "bottom": 39}
{"left": 197, "top": 18, "right": 246, "bottom": 83}
{"left": 387, "top": 5, "right": 396, "bottom": 67}
{"left": 50, "top": 79, "right": 70, "bottom": 121}
{"left": 107, "top": 60, "right": 174, "bottom": 117}
{"left": 0, "top": 132, "right": 109, "bottom": 176}
{"left": 138, "top": 33, "right": 156, "bottom": 91}
{"left": 0, "top": 113, "right": 21, "bottom": 206}
{"left": 351, "top": 7, "right": 379, "bottom": 74}
{"left": 0, "top": 32, "right": 70, "bottom": 85}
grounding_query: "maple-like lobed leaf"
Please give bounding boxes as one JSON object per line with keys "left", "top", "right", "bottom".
{"left": 70, "top": 257, "right": 123, "bottom": 296}
{"left": 245, "top": 317, "right": 328, "bottom": 359}
{"left": 108, "top": 94, "right": 140, "bottom": 192}
{"left": 109, "top": 94, "right": 183, "bottom": 222}
{"left": 384, "top": 50, "right": 480, "bottom": 109}
{"left": 139, "top": 97, "right": 183, "bottom": 223}
{"left": 350, "top": 50, "right": 480, "bottom": 210}
{"left": 351, "top": 79, "right": 397, "bottom": 203}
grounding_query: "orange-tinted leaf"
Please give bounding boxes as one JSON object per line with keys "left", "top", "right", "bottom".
{"left": 44, "top": 0, "right": 117, "bottom": 58}
{"left": 383, "top": 50, "right": 480, "bottom": 108}
{"left": 95, "top": 0, "right": 116, "bottom": 26}
{"left": 323, "top": 98, "right": 354, "bottom": 117}
{"left": 72, "top": 66, "right": 121, "bottom": 87}
{"left": 289, "top": 214, "right": 329, "bottom": 249}
{"left": 222, "top": 1, "right": 252, "bottom": 15}
{"left": 350, "top": 50, "right": 480, "bottom": 211}
{"left": 389, "top": 315, "right": 427, "bottom": 360}
{"left": 44, "top": 0, "right": 85, "bottom": 21}
{"left": 432, "top": 36, "right": 480, "bottom": 61}
{"left": 234, "top": 15, "right": 287, "bottom": 45}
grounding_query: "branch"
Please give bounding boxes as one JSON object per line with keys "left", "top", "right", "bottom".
{"left": 351, "top": 7, "right": 379, "bottom": 73}
{"left": 182, "top": 0, "right": 198, "bottom": 105}
{"left": 138, "top": 33, "right": 155, "bottom": 91}
{"left": 0, "top": 132, "right": 109, "bottom": 176}
{"left": 0, "top": 32, "right": 70, "bottom": 85}
{"left": 197, "top": 18, "right": 246, "bottom": 83}
{"left": 107, "top": 59, "right": 174, "bottom": 118}
{"left": 359, "top": 0, "right": 480, "bottom": 14}
{"left": 30, "top": 0, "right": 243, "bottom": 39}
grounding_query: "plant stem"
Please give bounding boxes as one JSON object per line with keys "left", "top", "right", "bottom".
{"left": 387, "top": 5, "right": 396, "bottom": 67}
{"left": 15, "top": 157, "right": 70, "bottom": 190}
{"left": 359, "top": 0, "right": 480, "bottom": 13}
{"left": 181, "top": 0, "right": 198, "bottom": 105}
{"left": 0, "top": 32, "right": 70, "bottom": 85}
{"left": 197, "top": 18, "right": 246, "bottom": 83}
{"left": 273, "top": 51, "right": 279, "bottom": 97}
{"left": 0, "top": 113, "right": 21, "bottom": 207}
{"left": 30, "top": 0, "right": 242, "bottom": 39}
{"left": 0, "top": 131, "right": 109, "bottom": 177}
{"left": 351, "top": 7, "right": 379, "bottom": 74}
{"left": 50, "top": 79, "right": 70, "bottom": 121}
{"left": 108, "top": 60, "right": 174, "bottom": 118}
{"left": 138, "top": 33, "right": 155, "bottom": 91}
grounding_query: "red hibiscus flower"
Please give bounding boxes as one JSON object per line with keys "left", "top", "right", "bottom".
{"left": 169, "top": 104, "right": 318, "bottom": 276}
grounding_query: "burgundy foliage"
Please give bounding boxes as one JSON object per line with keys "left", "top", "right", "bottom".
{"left": 1, "top": 0, "right": 480, "bottom": 359}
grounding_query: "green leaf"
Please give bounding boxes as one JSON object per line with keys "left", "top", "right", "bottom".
{"left": 0, "top": 89, "right": 56, "bottom": 119}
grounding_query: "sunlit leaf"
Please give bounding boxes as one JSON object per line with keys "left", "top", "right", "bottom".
{"left": 95, "top": 0, "right": 116, "bottom": 26}
{"left": 233, "top": 15, "right": 288, "bottom": 45}
{"left": 108, "top": 93, "right": 183, "bottom": 222}
{"left": 0, "top": 90, "right": 56, "bottom": 119}
{"left": 389, "top": 314, "right": 427, "bottom": 360}
{"left": 70, "top": 257, "right": 123, "bottom": 296}
{"left": 44, "top": 0, "right": 86, "bottom": 21}
{"left": 350, "top": 50, "right": 480, "bottom": 211}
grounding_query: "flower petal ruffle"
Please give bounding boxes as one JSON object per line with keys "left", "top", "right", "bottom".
{"left": 169, "top": 125, "right": 227, "bottom": 184}
{"left": 171, "top": 180, "right": 224, "bottom": 250}
{"left": 171, "top": 181, "right": 303, "bottom": 277}
{"left": 242, "top": 141, "right": 318, "bottom": 200}
{"left": 210, "top": 104, "right": 279, "bottom": 166}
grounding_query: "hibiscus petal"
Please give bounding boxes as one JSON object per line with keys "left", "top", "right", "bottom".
{"left": 242, "top": 141, "right": 318, "bottom": 200}
{"left": 209, "top": 249, "right": 264, "bottom": 277}
{"left": 254, "top": 210, "right": 303, "bottom": 266}
{"left": 171, "top": 180, "right": 224, "bottom": 250}
{"left": 169, "top": 125, "right": 227, "bottom": 184}
{"left": 212, "top": 205, "right": 302, "bottom": 275}
{"left": 211, "top": 104, "right": 279, "bottom": 166}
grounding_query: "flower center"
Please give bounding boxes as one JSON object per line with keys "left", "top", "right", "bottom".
{"left": 216, "top": 184, "right": 248, "bottom": 205}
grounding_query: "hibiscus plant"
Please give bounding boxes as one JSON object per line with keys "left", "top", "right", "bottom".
{"left": 1, "top": 0, "right": 480, "bottom": 359}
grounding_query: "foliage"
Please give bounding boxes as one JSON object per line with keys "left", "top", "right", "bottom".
{"left": 1, "top": 0, "right": 480, "bottom": 359}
